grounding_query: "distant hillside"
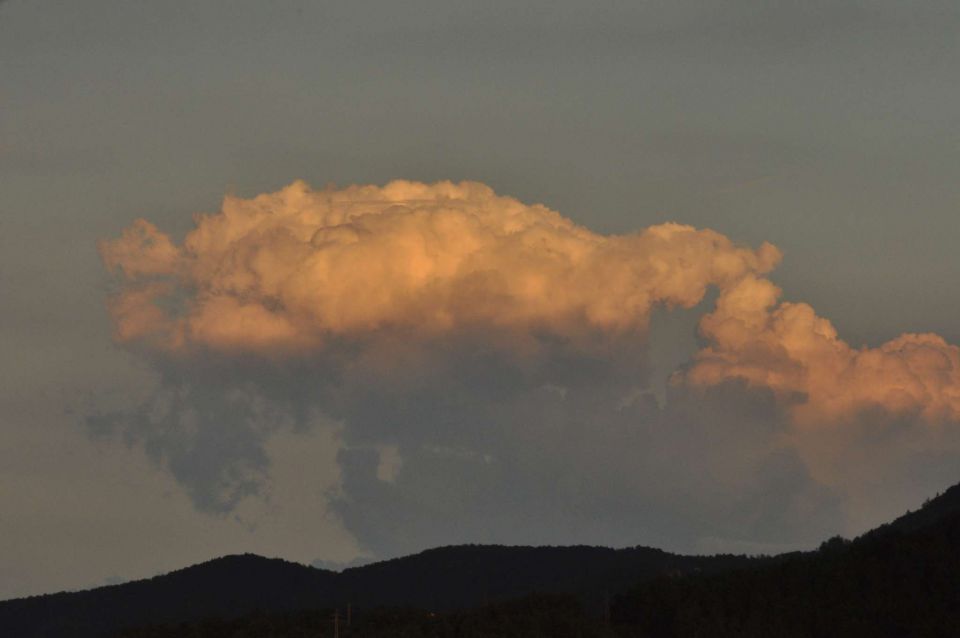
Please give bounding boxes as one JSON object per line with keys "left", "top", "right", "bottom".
{"left": 335, "top": 544, "right": 752, "bottom": 611}
{"left": 611, "top": 485, "right": 960, "bottom": 637}
{"left": 866, "top": 480, "right": 960, "bottom": 537}
{"left": 5, "top": 479, "right": 960, "bottom": 638}
{"left": 0, "top": 544, "right": 750, "bottom": 638}
{"left": 0, "top": 555, "right": 337, "bottom": 638}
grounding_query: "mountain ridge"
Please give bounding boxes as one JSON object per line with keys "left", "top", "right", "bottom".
{"left": 613, "top": 483, "right": 960, "bottom": 636}
{"left": 4, "top": 480, "right": 960, "bottom": 638}
{"left": 0, "top": 544, "right": 751, "bottom": 637}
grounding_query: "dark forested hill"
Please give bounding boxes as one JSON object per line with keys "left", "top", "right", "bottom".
{"left": 5, "top": 479, "right": 960, "bottom": 638}
{"left": 0, "top": 544, "right": 750, "bottom": 638}
{"left": 611, "top": 488, "right": 960, "bottom": 637}
{"left": 867, "top": 481, "right": 960, "bottom": 537}
{"left": 0, "top": 555, "right": 338, "bottom": 638}
{"left": 335, "top": 544, "right": 752, "bottom": 611}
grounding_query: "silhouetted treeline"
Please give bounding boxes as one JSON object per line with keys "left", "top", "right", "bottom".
{"left": 610, "top": 484, "right": 960, "bottom": 637}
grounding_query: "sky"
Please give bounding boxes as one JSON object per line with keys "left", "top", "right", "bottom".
{"left": 2, "top": 0, "right": 960, "bottom": 600}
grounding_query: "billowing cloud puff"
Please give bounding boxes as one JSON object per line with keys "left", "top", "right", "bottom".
{"left": 685, "top": 275, "right": 960, "bottom": 425}
{"left": 99, "top": 180, "right": 780, "bottom": 355}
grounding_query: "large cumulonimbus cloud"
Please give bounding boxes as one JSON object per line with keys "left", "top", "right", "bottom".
{"left": 94, "top": 180, "right": 960, "bottom": 555}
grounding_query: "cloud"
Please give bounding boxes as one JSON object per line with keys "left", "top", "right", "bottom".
{"left": 684, "top": 274, "right": 960, "bottom": 425}
{"left": 94, "top": 179, "right": 960, "bottom": 556}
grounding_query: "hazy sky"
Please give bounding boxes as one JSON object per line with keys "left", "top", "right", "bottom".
{"left": 2, "top": 0, "right": 960, "bottom": 600}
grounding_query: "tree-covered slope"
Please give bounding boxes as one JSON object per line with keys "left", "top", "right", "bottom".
{"left": 611, "top": 491, "right": 960, "bottom": 637}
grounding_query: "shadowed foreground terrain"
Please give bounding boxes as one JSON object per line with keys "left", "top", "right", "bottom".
{"left": 3, "top": 483, "right": 960, "bottom": 637}
{"left": 116, "top": 595, "right": 614, "bottom": 638}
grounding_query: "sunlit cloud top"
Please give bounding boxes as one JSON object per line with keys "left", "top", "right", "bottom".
{"left": 99, "top": 180, "right": 779, "bottom": 353}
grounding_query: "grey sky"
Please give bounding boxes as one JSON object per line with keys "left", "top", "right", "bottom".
{"left": 2, "top": 0, "right": 959, "bottom": 599}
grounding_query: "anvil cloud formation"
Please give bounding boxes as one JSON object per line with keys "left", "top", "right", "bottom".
{"left": 96, "top": 181, "right": 960, "bottom": 555}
